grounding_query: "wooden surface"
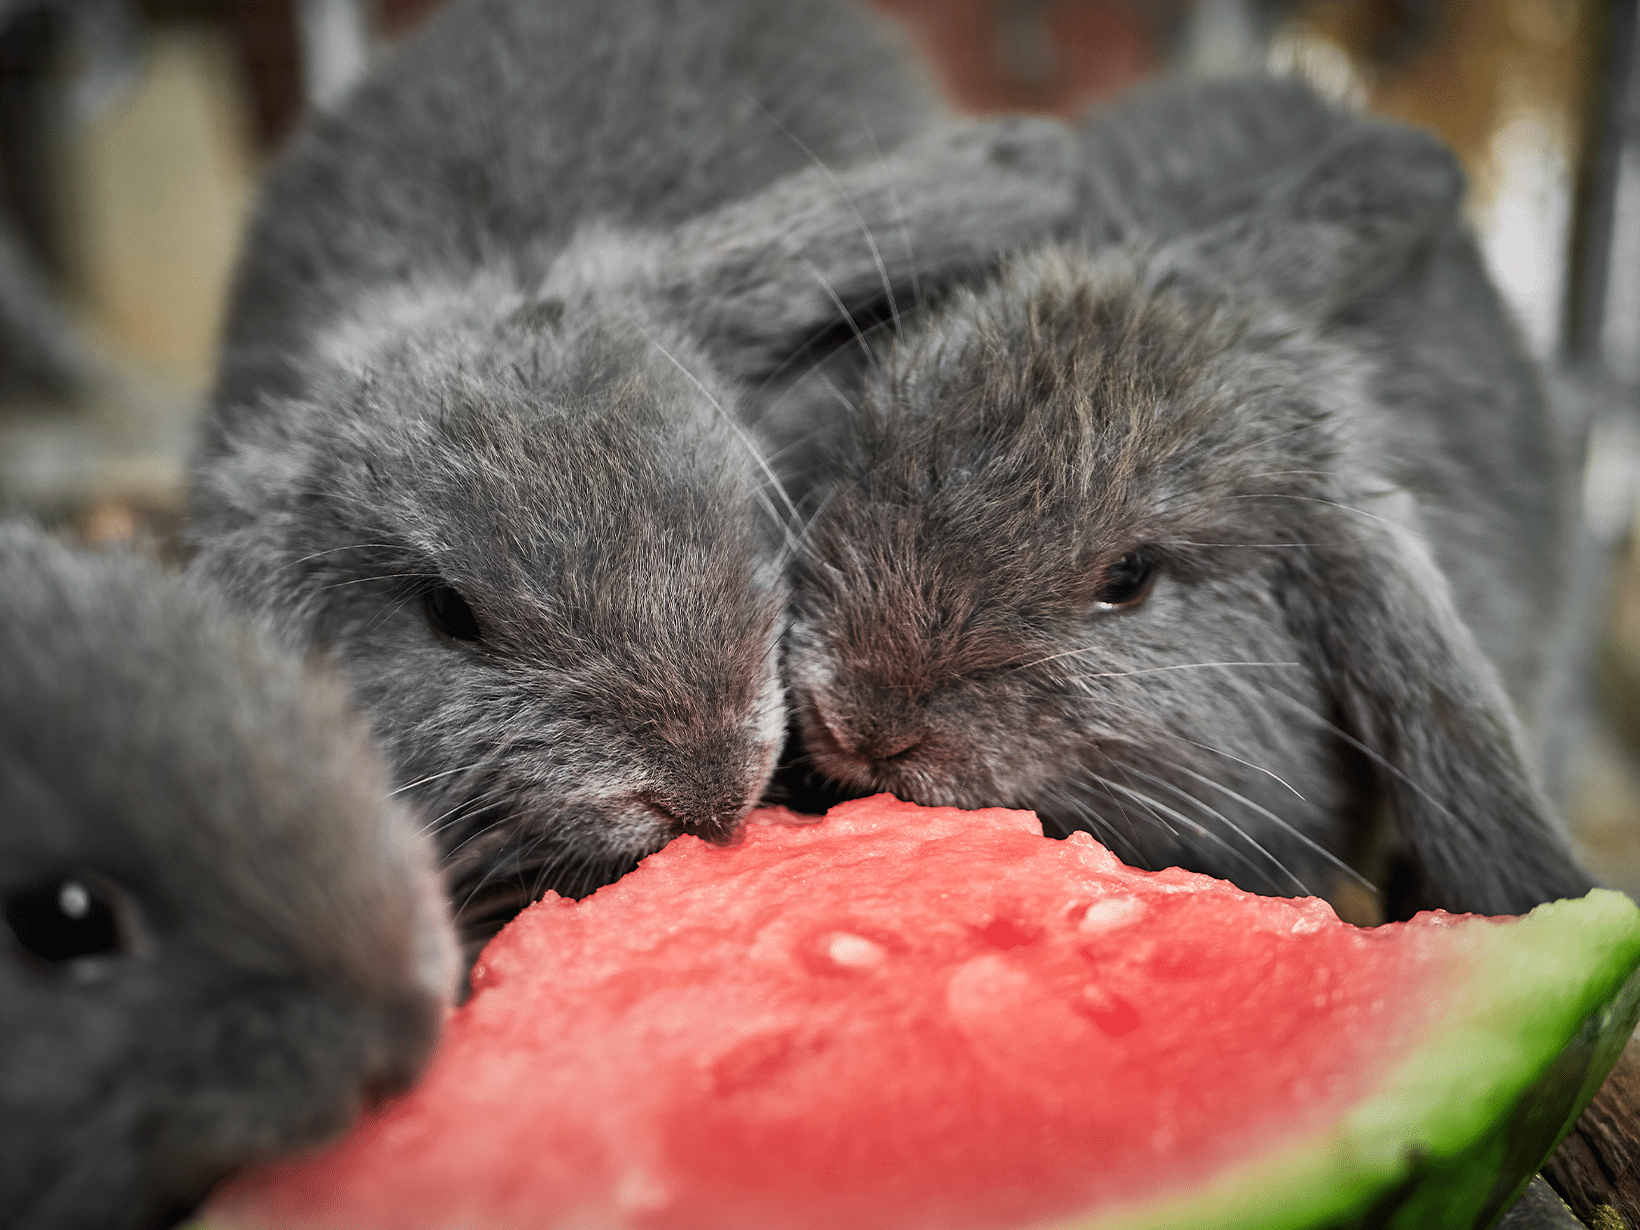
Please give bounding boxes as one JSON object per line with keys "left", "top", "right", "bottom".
{"left": 1546, "top": 1035, "right": 1640, "bottom": 1229}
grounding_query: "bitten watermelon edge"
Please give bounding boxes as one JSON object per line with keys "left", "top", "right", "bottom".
{"left": 204, "top": 796, "right": 1640, "bottom": 1230}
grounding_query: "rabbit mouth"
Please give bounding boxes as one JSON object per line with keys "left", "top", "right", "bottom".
{"left": 439, "top": 812, "right": 672, "bottom": 968}
{"left": 445, "top": 849, "right": 643, "bottom": 972}
{"left": 793, "top": 701, "right": 887, "bottom": 786}
{"left": 791, "top": 696, "right": 952, "bottom": 801}
{"left": 449, "top": 878, "right": 542, "bottom": 970}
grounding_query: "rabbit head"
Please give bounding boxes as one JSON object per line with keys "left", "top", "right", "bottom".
{"left": 787, "top": 118, "right": 1594, "bottom": 918}
{"left": 0, "top": 524, "right": 455, "bottom": 1230}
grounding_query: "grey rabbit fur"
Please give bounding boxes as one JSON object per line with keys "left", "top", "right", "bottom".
{"left": 0, "top": 522, "right": 457, "bottom": 1230}
{"left": 785, "top": 77, "right": 1595, "bottom": 920}
{"left": 187, "top": 0, "right": 1078, "bottom": 953}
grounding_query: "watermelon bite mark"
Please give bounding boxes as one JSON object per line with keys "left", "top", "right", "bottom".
{"left": 208, "top": 796, "right": 1640, "bottom": 1230}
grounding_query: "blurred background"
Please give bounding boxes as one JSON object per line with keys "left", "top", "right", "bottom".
{"left": 1, "top": 0, "right": 1637, "bottom": 890}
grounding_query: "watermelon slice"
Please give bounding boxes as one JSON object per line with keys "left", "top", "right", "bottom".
{"left": 206, "top": 796, "right": 1640, "bottom": 1230}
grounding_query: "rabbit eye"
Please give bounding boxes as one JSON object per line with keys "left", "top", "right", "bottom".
{"left": 1092, "top": 550, "right": 1158, "bottom": 609}
{"left": 4, "top": 874, "right": 129, "bottom": 963}
{"left": 424, "top": 584, "right": 482, "bottom": 643}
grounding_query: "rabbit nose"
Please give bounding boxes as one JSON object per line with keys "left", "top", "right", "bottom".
{"left": 634, "top": 790, "right": 744, "bottom": 843}
{"left": 803, "top": 700, "right": 922, "bottom": 769}
{"left": 859, "top": 730, "right": 925, "bottom": 765}
{"left": 853, "top": 706, "right": 927, "bottom": 765}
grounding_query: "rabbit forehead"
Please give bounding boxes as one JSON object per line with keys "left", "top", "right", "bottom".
{"left": 310, "top": 225, "right": 663, "bottom": 377}
{"left": 876, "top": 244, "right": 1346, "bottom": 484}
{"left": 827, "top": 252, "right": 1346, "bottom": 574}
{"left": 339, "top": 403, "right": 781, "bottom": 657}
{"left": 303, "top": 305, "right": 770, "bottom": 562}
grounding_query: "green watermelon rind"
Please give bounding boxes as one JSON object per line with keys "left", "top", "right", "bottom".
{"left": 1051, "top": 889, "right": 1640, "bottom": 1230}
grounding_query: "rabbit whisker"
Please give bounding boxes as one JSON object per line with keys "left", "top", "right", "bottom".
{"left": 857, "top": 98, "right": 922, "bottom": 312}
{"left": 1029, "top": 652, "right": 1302, "bottom": 676}
{"left": 1087, "top": 772, "right": 1292, "bottom": 890}
{"left": 1042, "top": 778, "right": 1144, "bottom": 862}
{"left": 1058, "top": 690, "right": 1306, "bottom": 803}
{"left": 1165, "top": 538, "right": 1361, "bottom": 549}
{"left": 426, "top": 790, "right": 513, "bottom": 843}
{"left": 1263, "top": 687, "right": 1461, "bottom": 823}
{"left": 632, "top": 323, "right": 807, "bottom": 557}
{"left": 746, "top": 295, "right": 896, "bottom": 404}
{"left": 439, "top": 817, "right": 523, "bottom": 883}
{"left": 1080, "top": 774, "right": 1180, "bottom": 841}
{"left": 317, "top": 572, "right": 435, "bottom": 591}
{"left": 1230, "top": 492, "right": 1430, "bottom": 541}
{"left": 1120, "top": 762, "right": 1313, "bottom": 895}
{"left": 748, "top": 94, "right": 902, "bottom": 337}
{"left": 796, "top": 253, "right": 884, "bottom": 366}
{"left": 285, "top": 542, "right": 407, "bottom": 567}
{"left": 1172, "top": 734, "right": 1307, "bottom": 800}
{"left": 453, "top": 856, "right": 518, "bottom": 921}
{"left": 389, "top": 760, "right": 490, "bottom": 797}
{"left": 367, "top": 586, "right": 429, "bottom": 633}
{"left": 1165, "top": 760, "right": 1370, "bottom": 889}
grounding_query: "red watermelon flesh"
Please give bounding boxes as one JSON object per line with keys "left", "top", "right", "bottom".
{"left": 207, "top": 795, "right": 1640, "bottom": 1230}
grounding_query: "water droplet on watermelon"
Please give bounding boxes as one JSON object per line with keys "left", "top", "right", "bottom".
{"left": 614, "top": 1167, "right": 671, "bottom": 1213}
{"left": 1078, "top": 897, "right": 1144, "bottom": 933}
{"left": 825, "top": 932, "right": 886, "bottom": 968}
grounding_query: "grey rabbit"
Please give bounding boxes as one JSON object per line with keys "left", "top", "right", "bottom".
{"left": 784, "top": 77, "right": 1595, "bottom": 920}
{"left": 0, "top": 522, "right": 457, "bottom": 1230}
{"left": 187, "top": 0, "right": 1079, "bottom": 954}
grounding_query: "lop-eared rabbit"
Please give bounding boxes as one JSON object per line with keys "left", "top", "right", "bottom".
{"left": 0, "top": 523, "right": 455, "bottom": 1230}
{"left": 784, "top": 78, "right": 1594, "bottom": 920}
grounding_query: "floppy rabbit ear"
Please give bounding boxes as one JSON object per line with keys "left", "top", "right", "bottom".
{"left": 654, "top": 116, "right": 1081, "bottom": 377}
{"left": 1160, "top": 120, "right": 1466, "bottom": 314}
{"left": 1280, "top": 505, "right": 1594, "bottom": 916}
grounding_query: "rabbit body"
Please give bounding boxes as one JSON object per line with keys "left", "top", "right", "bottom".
{"left": 201, "top": 0, "right": 938, "bottom": 420}
{"left": 188, "top": 0, "right": 1086, "bottom": 949}
{"left": 0, "top": 523, "right": 455, "bottom": 1230}
{"left": 786, "top": 78, "right": 1593, "bottom": 918}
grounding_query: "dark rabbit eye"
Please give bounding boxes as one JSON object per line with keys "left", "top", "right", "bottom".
{"left": 1092, "top": 550, "right": 1158, "bottom": 609}
{"left": 5, "top": 875, "right": 128, "bottom": 963}
{"left": 424, "top": 584, "right": 482, "bottom": 642}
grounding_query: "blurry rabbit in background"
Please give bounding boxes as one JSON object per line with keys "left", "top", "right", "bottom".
{"left": 0, "top": 522, "right": 456, "bottom": 1230}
